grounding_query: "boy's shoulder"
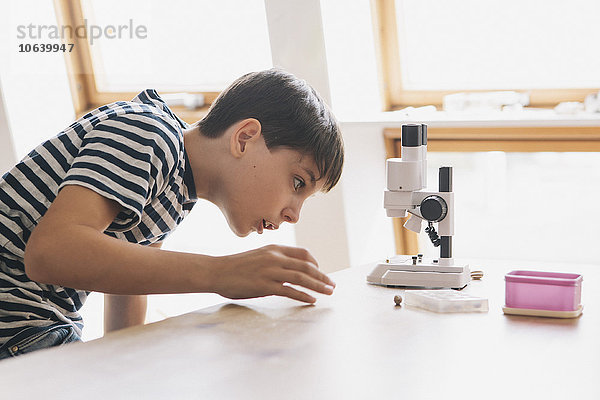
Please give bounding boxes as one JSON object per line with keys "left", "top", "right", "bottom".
{"left": 68, "top": 89, "right": 188, "bottom": 138}
{"left": 129, "top": 89, "right": 188, "bottom": 130}
{"left": 51, "top": 90, "right": 189, "bottom": 169}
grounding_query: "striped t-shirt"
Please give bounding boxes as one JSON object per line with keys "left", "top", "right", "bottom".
{"left": 0, "top": 90, "right": 197, "bottom": 345}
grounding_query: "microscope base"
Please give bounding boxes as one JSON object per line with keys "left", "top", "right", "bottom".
{"left": 367, "top": 256, "right": 471, "bottom": 289}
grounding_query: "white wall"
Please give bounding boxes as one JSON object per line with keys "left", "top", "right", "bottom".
{"left": 338, "top": 122, "right": 396, "bottom": 265}
{"left": 264, "top": 0, "right": 350, "bottom": 273}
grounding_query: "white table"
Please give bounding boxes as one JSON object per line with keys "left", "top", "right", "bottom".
{"left": 1, "top": 259, "right": 598, "bottom": 399}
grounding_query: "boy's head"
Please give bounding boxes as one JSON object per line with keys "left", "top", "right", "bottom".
{"left": 197, "top": 68, "right": 343, "bottom": 192}
{"left": 194, "top": 68, "right": 344, "bottom": 237}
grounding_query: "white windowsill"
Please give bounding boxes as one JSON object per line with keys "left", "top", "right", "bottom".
{"left": 338, "top": 109, "right": 600, "bottom": 127}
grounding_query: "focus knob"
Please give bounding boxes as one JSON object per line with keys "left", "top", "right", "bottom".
{"left": 420, "top": 195, "right": 447, "bottom": 222}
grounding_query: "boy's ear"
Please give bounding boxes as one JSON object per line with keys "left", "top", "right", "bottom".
{"left": 230, "top": 118, "right": 262, "bottom": 158}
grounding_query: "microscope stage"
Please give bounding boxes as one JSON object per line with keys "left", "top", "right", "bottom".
{"left": 367, "top": 256, "right": 471, "bottom": 289}
{"left": 380, "top": 255, "right": 464, "bottom": 273}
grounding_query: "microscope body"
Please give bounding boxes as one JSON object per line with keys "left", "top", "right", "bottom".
{"left": 367, "top": 124, "right": 471, "bottom": 289}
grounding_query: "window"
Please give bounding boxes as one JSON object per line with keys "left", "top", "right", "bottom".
{"left": 420, "top": 151, "right": 600, "bottom": 265}
{"left": 383, "top": 126, "right": 600, "bottom": 255}
{"left": 54, "top": 0, "right": 272, "bottom": 121}
{"left": 372, "top": 0, "right": 600, "bottom": 110}
{"left": 1, "top": 0, "right": 75, "bottom": 158}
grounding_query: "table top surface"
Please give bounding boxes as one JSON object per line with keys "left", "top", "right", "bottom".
{"left": 1, "top": 259, "right": 599, "bottom": 399}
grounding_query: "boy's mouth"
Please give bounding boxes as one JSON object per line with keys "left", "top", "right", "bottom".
{"left": 259, "top": 219, "right": 278, "bottom": 233}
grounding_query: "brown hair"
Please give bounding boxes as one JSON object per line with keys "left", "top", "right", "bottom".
{"left": 196, "top": 68, "right": 344, "bottom": 192}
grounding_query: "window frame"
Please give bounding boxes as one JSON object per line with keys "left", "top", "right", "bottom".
{"left": 53, "top": 0, "right": 219, "bottom": 122}
{"left": 371, "top": 0, "right": 600, "bottom": 111}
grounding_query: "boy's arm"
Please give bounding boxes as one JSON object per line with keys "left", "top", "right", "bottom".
{"left": 103, "top": 293, "right": 147, "bottom": 334}
{"left": 103, "top": 243, "right": 160, "bottom": 334}
{"left": 25, "top": 185, "right": 335, "bottom": 303}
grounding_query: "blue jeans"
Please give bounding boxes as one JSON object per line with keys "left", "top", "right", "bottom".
{"left": 0, "top": 323, "right": 81, "bottom": 360}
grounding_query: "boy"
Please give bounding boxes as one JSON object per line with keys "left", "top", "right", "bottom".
{"left": 0, "top": 68, "right": 344, "bottom": 359}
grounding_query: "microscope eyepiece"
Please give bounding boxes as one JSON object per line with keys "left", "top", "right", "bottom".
{"left": 401, "top": 124, "right": 422, "bottom": 147}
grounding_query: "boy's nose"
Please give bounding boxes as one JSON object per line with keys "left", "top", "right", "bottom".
{"left": 282, "top": 205, "right": 300, "bottom": 224}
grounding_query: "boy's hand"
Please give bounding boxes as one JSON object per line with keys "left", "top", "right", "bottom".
{"left": 213, "top": 245, "right": 336, "bottom": 304}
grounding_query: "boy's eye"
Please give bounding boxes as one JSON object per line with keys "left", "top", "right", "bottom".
{"left": 294, "top": 177, "right": 305, "bottom": 191}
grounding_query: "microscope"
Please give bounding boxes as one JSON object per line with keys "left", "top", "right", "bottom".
{"left": 367, "top": 124, "right": 471, "bottom": 289}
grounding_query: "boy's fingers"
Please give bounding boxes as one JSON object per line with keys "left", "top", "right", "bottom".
{"left": 281, "top": 258, "right": 336, "bottom": 287}
{"left": 273, "top": 283, "right": 317, "bottom": 304}
{"left": 276, "top": 245, "right": 319, "bottom": 268}
{"left": 272, "top": 269, "right": 335, "bottom": 295}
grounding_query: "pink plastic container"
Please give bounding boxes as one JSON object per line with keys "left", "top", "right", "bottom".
{"left": 505, "top": 270, "right": 582, "bottom": 311}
